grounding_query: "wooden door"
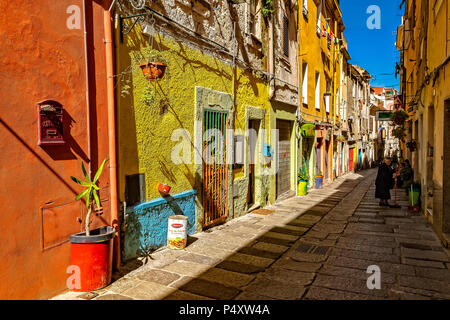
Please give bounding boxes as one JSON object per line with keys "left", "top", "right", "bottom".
{"left": 349, "top": 148, "right": 354, "bottom": 171}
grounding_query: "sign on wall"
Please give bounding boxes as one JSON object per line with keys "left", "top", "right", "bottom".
{"left": 376, "top": 111, "right": 393, "bottom": 121}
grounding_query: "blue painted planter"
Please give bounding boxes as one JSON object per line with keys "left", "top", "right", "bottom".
{"left": 315, "top": 177, "right": 323, "bottom": 189}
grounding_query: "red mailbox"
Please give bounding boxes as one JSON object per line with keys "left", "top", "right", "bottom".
{"left": 37, "top": 100, "right": 65, "bottom": 146}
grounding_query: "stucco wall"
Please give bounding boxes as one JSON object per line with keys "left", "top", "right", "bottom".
{"left": 116, "top": 18, "right": 271, "bottom": 250}
{"left": 123, "top": 190, "right": 196, "bottom": 261}
{"left": 0, "top": 0, "right": 111, "bottom": 299}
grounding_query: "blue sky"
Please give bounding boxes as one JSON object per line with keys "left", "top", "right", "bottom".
{"left": 340, "top": 0, "right": 403, "bottom": 90}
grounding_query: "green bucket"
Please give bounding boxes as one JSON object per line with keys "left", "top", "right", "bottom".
{"left": 298, "top": 181, "right": 308, "bottom": 196}
{"left": 408, "top": 187, "right": 420, "bottom": 206}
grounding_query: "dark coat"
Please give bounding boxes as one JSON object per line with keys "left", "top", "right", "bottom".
{"left": 375, "top": 163, "right": 394, "bottom": 200}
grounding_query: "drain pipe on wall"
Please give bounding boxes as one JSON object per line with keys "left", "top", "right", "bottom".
{"left": 82, "top": 0, "right": 92, "bottom": 177}
{"left": 104, "top": 4, "right": 121, "bottom": 269}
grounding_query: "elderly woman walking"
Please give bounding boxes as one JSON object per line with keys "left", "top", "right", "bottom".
{"left": 375, "top": 157, "right": 396, "bottom": 206}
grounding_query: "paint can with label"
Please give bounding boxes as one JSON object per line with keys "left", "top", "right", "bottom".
{"left": 167, "top": 215, "right": 188, "bottom": 250}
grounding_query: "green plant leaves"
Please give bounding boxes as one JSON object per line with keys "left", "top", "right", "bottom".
{"left": 93, "top": 189, "right": 100, "bottom": 209}
{"left": 70, "top": 176, "right": 89, "bottom": 187}
{"left": 81, "top": 161, "right": 90, "bottom": 183}
{"left": 93, "top": 158, "right": 108, "bottom": 183}
{"left": 75, "top": 188, "right": 89, "bottom": 201}
{"left": 71, "top": 158, "right": 108, "bottom": 209}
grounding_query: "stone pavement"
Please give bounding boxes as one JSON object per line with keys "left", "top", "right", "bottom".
{"left": 52, "top": 169, "right": 450, "bottom": 300}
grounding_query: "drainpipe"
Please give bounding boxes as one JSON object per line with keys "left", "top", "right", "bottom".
{"left": 269, "top": 13, "right": 275, "bottom": 100}
{"left": 82, "top": 0, "right": 92, "bottom": 177}
{"left": 104, "top": 6, "right": 120, "bottom": 269}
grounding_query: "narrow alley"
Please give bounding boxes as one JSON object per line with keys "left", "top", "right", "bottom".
{"left": 2, "top": 1, "right": 450, "bottom": 304}
{"left": 54, "top": 170, "right": 450, "bottom": 300}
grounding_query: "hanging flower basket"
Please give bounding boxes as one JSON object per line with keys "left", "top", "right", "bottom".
{"left": 406, "top": 140, "right": 417, "bottom": 152}
{"left": 301, "top": 124, "right": 315, "bottom": 137}
{"left": 140, "top": 62, "right": 167, "bottom": 80}
{"left": 390, "top": 110, "right": 409, "bottom": 126}
{"left": 392, "top": 126, "right": 406, "bottom": 142}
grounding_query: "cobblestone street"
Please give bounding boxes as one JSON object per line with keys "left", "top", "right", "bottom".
{"left": 53, "top": 169, "right": 450, "bottom": 300}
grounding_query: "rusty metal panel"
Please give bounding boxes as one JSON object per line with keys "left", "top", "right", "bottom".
{"left": 276, "top": 120, "right": 292, "bottom": 198}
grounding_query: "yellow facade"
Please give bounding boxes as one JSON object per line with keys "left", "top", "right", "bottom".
{"left": 298, "top": 0, "right": 344, "bottom": 182}
{"left": 115, "top": 22, "right": 272, "bottom": 228}
{"left": 398, "top": 0, "right": 450, "bottom": 243}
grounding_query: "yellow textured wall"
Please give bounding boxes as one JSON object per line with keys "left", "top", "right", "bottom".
{"left": 299, "top": 0, "right": 342, "bottom": 124}
{"left": 115, "top": 25, "right": 270, "bottom": 203}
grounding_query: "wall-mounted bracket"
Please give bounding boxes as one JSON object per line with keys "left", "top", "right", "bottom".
{"left": 119, "top": 12, "right": 151, "bottom": 43}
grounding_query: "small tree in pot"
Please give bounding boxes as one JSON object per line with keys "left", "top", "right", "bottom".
{"left": 68, "top": 158, "right": 116, "bottom": 292}
{"left": 71, "top": 158, "right": 108, "bottom": 236}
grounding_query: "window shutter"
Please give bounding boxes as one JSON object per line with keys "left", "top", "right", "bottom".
{"left": 283, "top": 15, "right": 289, "bottom": 57}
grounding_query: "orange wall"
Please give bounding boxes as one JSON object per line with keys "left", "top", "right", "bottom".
{"left": 0, "top": 0, "right": 112, "bottom": 299}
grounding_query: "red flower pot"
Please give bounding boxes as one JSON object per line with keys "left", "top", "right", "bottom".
{"left": 68, "top": 226, "right": 115, "bottom": 292}
{"left": 140, "top": 62, "right": 167, "bottom": 80}
{"left": 158, "top": 183, "right": 171, "bottom": 194}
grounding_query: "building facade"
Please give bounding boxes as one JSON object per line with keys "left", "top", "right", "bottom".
{"left": 397, "top": 0, "right": 450, "bottom": 245}
{"left": 0, "top": 0, "right": 117, "bottom": 299}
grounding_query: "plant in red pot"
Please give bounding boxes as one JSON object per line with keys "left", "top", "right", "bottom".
{"left": 69, "top": 158, "right": 115, "bottom": 292}
{"left": 140, "top": 50, "right": 167, "bottom": 80}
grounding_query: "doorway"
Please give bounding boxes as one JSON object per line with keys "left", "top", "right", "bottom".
{"left": 349, "top": 148, "right": 354, "bottom": 171}
{"left": 325, "top": 140, "right": 330, "bottom": 180}
{"left": 202, "top": 109, "right": 228, "bottom": 228}
{"left": 443, "top": 100, "right": 450, "bottom": 233}
{"left": 276, "top": 120, "right": 292, "bottom": 198}
{"left": 316, "top": 138, "right": 323, "bottom": 175}
{"left": 248, "top": 119, "right": 260, "bottom": 207}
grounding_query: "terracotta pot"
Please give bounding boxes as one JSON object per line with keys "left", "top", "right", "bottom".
{"left": 158, "top": 183, "right": 171, "bottom": 194}
{"left": 140, "top": 62, "right": 167, "bottom": 80}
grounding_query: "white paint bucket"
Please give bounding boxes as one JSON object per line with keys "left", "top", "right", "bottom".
{"left": 167, "top": 215, "right": 188, "bottom": 250}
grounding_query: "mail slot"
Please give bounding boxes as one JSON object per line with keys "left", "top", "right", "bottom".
{"left": 37, "top": 100, "right": 65, "bottom": 146}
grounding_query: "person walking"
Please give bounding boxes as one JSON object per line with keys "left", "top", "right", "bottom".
{"left": 375, "top": 157, "right": 396, "bottom": 206}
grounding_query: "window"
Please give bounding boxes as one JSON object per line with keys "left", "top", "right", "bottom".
{"left": 302, "top": 61, "right": 308, "bottom": 105}
{"left": 325, "top": 79, "right": 331, "bottom": 113}
{"left": 315, "top": 71, "right": 320, "bottom": 110}
{"left": 316, "top": 1, "right": 322, "bottom": 35}
{"left": 302, "top": 0, "right": 308, "bottom": 19}
{"left": 249, "top": 0, "right": 262, "bottom": 40}
{"left": 283, "top": 15, "right": 289, "bottom": 57}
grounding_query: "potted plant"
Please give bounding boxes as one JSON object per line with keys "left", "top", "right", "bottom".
{"left": 408, "top": 181, "right": 421, "bottom": 212}
{"left": 69, "top": 158, "right": 116, "bottom": 292}
{"left": 140, "top": 50, "right": 167, "bottom": 80}
{"left": 406, "top": 140, "right": 417, "bottom": 152}
{"left": 315, "top": 171, "right": 324, "bottom": 189}
{"left": 297, "top": 171, "right": 309, "bottom": 196}
{"left": 392, "top": 126, "right": 407, "bottom": 142}
{"left": 390, "top": 110, "right": 409, "bottom": 126}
